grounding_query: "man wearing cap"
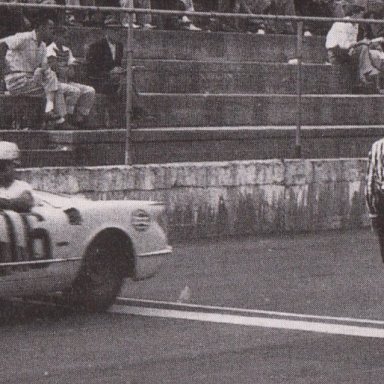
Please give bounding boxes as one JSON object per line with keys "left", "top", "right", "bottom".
{"left": 0, "top": 142, "right": 33, "bottom": 213}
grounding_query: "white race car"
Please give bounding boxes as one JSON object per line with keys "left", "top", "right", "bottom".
{"left": 0, "top": 190, "right": 172, "bottom": 311}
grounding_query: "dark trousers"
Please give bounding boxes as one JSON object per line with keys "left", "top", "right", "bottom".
{"left": 373, "top": 215, "right": 384, "bottom": 263}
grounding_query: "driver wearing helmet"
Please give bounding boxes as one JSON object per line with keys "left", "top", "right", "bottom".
{"left": 0, "top": 142, "right": 33, "bottom": 212}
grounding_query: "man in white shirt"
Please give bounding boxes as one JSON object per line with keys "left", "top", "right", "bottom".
{"left": 325, "top": 4, "right": 365, "bottom": 64}
{"left": 0, "top": 141, "right": 33, "bottom": 212}
{"left": 47, "top": 30, "right": 96, "bottom": 127}
{"left": 0, "top": 16, "right": 73, "bottom": 128}
{"left": 325, "top": 3, "right": 384, "bottom": 90}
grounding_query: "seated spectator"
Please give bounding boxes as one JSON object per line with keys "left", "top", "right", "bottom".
{"left": 94, "top": 0, "right": 154, "bottom": 28}
{"left": 24, "top": 0, "right": 59, "bottom": 26}
{"left": 152, "top": 0, "right": 201, "bottom": 30}
{"left": 120, "top": 0, "right": 155, "bottom": 29}
{"left": 325, "top": 3, "right": 384, "bottom": 91}
{"left": 266, "top": 0, "right": 296, "bottom": 34}
{"left": 86, "top": 27, "right": 149, "bottom": 123}
{"left": 325, "top": 4, "right": 365, "bottom": 64}
{"left": 0, "top": 16, "right": 74, "bottom": 129}
{"left": 46, "top": 29, "right": 96, "bottom": 127}
{"left": 177, "top": 0, "right": 201, "bottom": 30}
{"left": 86, "top": 26, "right": 124, "bottom": 95}
{"left": 232, "top": 0, "right": 271, "bottom": 33}
{"left": 0, "top": 1, "right": 29, "bottom": 38}
{"left": 63, "top": 0, "right": 96, "bottom": 26}
{"left": 294, "top": 0, "right": 335, "bottom": 36}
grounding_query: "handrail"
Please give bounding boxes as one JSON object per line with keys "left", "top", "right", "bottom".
{"left": 0, "top": 2, "right": 379, "bottom": 163}
{"left": 1, "top": 2, "right": 384, "bottom": 26}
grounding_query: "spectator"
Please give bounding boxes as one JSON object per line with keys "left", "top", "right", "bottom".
{"left": 0, "top": 17, "right": 75, "bottom": 128}
{"left": 46, "top": 29, "right": 96, "bottom": 127}
{"left": 0, "top": 1, "right": 28, "bottom": 38}
{"left": 178, "top": 0, "right": 201, "bottom": 30}
{"left": 232, "top": 0, "right": 271, "bottom": 33}
{"left": 63, "top": 0, "right": 95, "bottom": 26}
{"left": 86, "top": 26, "right": 124, "bottom": 94}
{"left": 120, "top": 0, "right": 155, "bottom": 29}
{"left": 94, "top": 0, "right": 154, "bottom": 28}
{"left": 24, "top": 0, "right": 59, "bottom": 25}
{"left": 266, "top": 0, "right": 296, "bottom": 34}
{"left": 325, "top": 4, "right": 365, "bottom": 64}
{"left": 325, "top": 3, "right": 384, "bottom": 91}
{"left": 294, "top": 0, "right": 335, "bottom": 36}
{"left": 152, "top": 0, "right": 201, "bottom": 30}
{"left": 86, "top": 26, "right": 149, "bottom": 123}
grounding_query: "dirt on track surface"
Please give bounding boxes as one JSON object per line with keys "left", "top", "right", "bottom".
{"left": 124, "top": 228, "right": 384, "bottom": 320}
{"left": 1, "top": 229, "right": 384, "bottom": 384}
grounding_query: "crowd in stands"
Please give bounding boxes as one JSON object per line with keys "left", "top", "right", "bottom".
{"left": 1, "top": 0, "right": 384, "bottom": 132}
{"left": 1, "top": 1, "right": 383, "bottom": 35}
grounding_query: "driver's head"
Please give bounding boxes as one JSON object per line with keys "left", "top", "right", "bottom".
{"left": 0, "top": 142, "right": 20, "bottom": 186}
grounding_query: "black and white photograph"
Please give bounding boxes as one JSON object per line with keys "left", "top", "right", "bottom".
{"left": 0, "top": 0, "right": 384, "bottom": 383}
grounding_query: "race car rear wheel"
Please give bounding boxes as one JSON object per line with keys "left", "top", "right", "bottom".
{"left": 66, "top": 236, "right": 126, "bottom": 312}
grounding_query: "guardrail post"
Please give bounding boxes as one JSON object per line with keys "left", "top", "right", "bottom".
{"left": 125, "top": 9, "right": 134, "bottom": 166}
{"left": 295, "top": 21, "right": 303, "bottom": 159}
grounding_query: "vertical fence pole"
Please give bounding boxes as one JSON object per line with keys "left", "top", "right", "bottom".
{"left": 125, "top": 9, "right": 134, "bottom": 165}
{"left": 295, "top": 21, "right": 303, "bottom": 158}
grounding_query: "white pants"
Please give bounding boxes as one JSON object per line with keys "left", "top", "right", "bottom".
{"left": 60, "top": 82, "right": 96, "bottom": 116}
{"left": 120, "top": 0, "right": 152, "bottom": 25}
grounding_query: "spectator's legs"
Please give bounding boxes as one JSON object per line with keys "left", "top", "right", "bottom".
{"left": 68, "top": 82, "right": 96, "bottom": 121}
{"left": 178, "top": 0, "right": 201, "bottom": 30}
{"left": 5, "top": 72, "right": 67, "bottom": 122}
{"left": 355, "top": 44, "right": 381, "bottom": 84}
{"left": 135, "top": 0, "right": 152, "bottom": 26}
{"left": 59, "top": 82, "right": 81, "bottom": 122}
{"left": 120, "top": 0, "right": 153, "bottom": 27}
{"left": 269, "top": 0, "right": 295, "bottom": 34}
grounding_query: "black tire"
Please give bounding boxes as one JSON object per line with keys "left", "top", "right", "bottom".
{"left": 66, "top": 237, "right": 125, "bottom": 312}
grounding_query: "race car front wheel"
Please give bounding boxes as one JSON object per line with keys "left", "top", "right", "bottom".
{"left": 66, "top": 236, "right": 125, "bottom": 312}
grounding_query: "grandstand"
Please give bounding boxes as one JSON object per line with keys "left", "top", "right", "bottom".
{"left": 1, "top": 12, "right": 384, "bottom": 166}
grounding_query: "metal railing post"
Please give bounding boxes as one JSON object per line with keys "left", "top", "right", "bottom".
{"left": 125, "top": 10, "right": 134, "bottom": 166}
{"left": 295, "top": 21, "right": 303, "bottom": 159}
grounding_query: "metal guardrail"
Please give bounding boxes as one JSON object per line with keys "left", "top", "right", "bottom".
{"left": 1, "top": 3, "right": 383, "bottom": 163}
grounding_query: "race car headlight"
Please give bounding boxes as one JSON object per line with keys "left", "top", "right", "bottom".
{"left": 132, "top": 209, "right": 151, "bottom": 232}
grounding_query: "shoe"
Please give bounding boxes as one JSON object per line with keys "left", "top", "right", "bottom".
{"left": 44, "top": 111, "right": 61, "bottom": 122}
{"left": 256, "top": 28, "right": 266, "bottom": 35}
{"left": 183, "top": 23, "right": 202, "bottom": 31}
{"left": 122, "top": 21, "right": 140, "bottom": 28}
{"left": 54, "top": 121, "right": 76, "bottom": 130}
{"left": 181, "top": 15, "right": 191, "bottom": 24}
{"left": 104, "top": 15, "right": 120, "bottom": 26}
{"left": 304, "top": 30, "right": 312, "bottom": 37}
{"left": 142, "top": 23, "right": 156, "bottom": 30}
{"left": 288, "top": 58, "right": 299, "bottom": 65}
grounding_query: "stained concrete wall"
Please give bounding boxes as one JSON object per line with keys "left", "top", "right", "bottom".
{"left": 17, "top": 159, "right": 369, "bottom": 241}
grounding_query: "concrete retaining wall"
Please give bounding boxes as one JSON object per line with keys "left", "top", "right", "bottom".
{"left": 18, "top": 159, "right": 369, "bottom": 241}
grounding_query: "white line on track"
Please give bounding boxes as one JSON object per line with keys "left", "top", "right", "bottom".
{"left": 111, "top": 298, "right": 384, "bottom": 339}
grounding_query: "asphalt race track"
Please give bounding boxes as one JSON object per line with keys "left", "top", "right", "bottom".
{"left": 2, "top": 229, "right": 384, "bottom": 383}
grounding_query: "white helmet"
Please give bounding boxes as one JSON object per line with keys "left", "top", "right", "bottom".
{"left": 0, "top": 141, "right": 20, "bottom": 163}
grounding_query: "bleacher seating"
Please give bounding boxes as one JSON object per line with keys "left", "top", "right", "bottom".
{"left": 1, "top": 27, "right": 384, "bottom": 166}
